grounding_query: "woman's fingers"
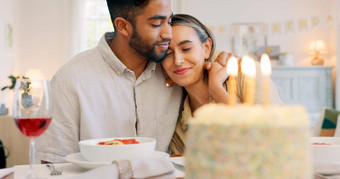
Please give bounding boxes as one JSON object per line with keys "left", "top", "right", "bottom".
{"left": 209, "top": 61, "right": 229, "bottom": 84}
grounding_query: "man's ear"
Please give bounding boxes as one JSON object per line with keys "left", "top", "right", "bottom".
{"left": 114, "top": 17, "right": 133, "bottom": 37}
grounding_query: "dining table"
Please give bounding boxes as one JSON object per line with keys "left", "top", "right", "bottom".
{"left": 2, "top": 158, "right": 340, "bottom": 179}
{"left": 3, "top": 137, "right": 340, "bottom": 179}
{"left": 3, "top": 159, "right": 340, "bottom": 179}
{"left": 3, "top": 158, "right": 340, "bottom": 179}
{"left": 0, "top": 155, "right": 185, "bottom": 179}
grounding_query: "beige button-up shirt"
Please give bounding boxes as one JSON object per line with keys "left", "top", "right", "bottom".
{"left": 36, "top": 32, "right": 182, "bottom": 162}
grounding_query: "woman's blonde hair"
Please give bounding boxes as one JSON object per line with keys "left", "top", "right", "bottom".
{"left": 171, "top": 14, "right": 216, "bottom": 62}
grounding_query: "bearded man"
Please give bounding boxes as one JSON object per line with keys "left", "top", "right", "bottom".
{"left": 36, "top": 0, "right": 182, "bottom": 163}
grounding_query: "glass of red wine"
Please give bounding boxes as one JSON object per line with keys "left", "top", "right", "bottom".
{"left": 13, "top": 79, "right": 52, "bottom": 179}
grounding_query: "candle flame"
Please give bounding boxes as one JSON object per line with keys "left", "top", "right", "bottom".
{"left": 227, "top": 56, "right": 238, "bottom": 76}
{"left": 241, "top": 55, "right": 256, "bottom": 77}
{"left": 260, "top": 53, "right": 272, "bottom": 76}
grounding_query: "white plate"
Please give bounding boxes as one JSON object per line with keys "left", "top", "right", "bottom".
{"left": 65, "top": 151, "right": 169, "bottom": 169}
{"left": 311, "top": 137, "right": 340, "bottom": 145}
{"left": 311, "top": 137, "right": 340, "bottom": 162}
{"left": 169, "top": 156, "right": 185, "bottom": 167}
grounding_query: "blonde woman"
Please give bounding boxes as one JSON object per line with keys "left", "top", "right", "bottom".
{"left": 161, "top": 14, "right": 283, "bottom": 154}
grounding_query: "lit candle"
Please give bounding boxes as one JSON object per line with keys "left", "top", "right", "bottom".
{"left": 226, "top": 56, "right": 238, "bottom": 106}
{"left": 241, "top": 55, "right": 256, "bottom": 105}
{"left": 260, "top": 53, "right": 272, "bottom": 106}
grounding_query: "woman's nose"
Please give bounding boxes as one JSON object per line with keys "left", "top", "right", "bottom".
{"left": 174, "top": 53, "right": 184, "bottom": 66}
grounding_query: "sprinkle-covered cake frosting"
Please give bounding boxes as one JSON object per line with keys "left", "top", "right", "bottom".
{"left": 185, "top": 104, "right": 312, "bottom": 179}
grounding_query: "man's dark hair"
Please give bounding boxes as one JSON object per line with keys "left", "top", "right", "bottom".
{"left": 106, "top": 0, "right": 150, "bottom": 31}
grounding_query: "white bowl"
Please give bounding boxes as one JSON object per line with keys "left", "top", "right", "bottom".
{"left": 311, "top": 137, "right": 340, "bottom": 162}
{"left": 79, "top": 137, "right": 156, "bottom": 162}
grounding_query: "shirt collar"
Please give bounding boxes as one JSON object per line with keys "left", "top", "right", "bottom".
{"left": 97, "top": 32, "right": 126, "bottom": 75}
{"left": 97, "top": 32, "right": 157, "bottom": 76}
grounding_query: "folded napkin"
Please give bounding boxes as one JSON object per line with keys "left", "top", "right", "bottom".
{"left": 0, "top": 167, "right": 14, "bottom": 178}
{"left": 70, "top": 158, "right": 175, "bottom": 179}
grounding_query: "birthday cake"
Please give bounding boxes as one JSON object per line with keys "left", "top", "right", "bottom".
{"left": 185, "top": 104, "right": 312, "bottom": 178}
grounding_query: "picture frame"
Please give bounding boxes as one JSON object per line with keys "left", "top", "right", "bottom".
{"left": 257, "top": 45, "right": 280, "bottom": 60}
{"left": 231, "top": 23, "right": 267, "bottom": 60}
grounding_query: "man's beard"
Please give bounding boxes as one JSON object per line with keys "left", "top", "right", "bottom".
{"left": 129, "top": 29, "right": 170, "bottom": 63}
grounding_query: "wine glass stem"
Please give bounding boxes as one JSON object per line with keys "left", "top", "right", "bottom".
{"left": 29, "top": 138, "right": 35, "bottom": 170}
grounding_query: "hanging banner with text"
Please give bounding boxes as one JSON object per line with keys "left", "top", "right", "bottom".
{"left": 207, "top": 12, "right": 336, "bottom": 36}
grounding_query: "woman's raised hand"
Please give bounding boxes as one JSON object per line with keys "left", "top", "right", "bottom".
{"left": 207, "top": 51, "right": 238, "bottom": 104}
{"left": 208, "top": 51, "right": 233, "bottom": 86}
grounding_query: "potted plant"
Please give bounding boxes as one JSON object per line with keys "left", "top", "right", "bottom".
{"left": 1, "top": 75, "right": 33, "bottom": 110}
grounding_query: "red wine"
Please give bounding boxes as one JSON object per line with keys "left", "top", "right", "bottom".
{"left": 14, "top": 118, "right": 52, "bottom": 138}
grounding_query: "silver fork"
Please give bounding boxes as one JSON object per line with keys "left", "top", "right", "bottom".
{"left": 46, "top": 164, "right": 63, "bottom": 176}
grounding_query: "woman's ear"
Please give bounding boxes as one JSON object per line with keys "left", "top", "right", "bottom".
{"left": 204, "top": 38, "right": 213, "bottom": 60}
{"left": 114, "top": 17, "right": 133, "bottom": 37}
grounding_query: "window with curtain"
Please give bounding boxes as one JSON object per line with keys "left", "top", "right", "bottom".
{"left": 74, "top": 0, "right": 180, "bottom": 54}
{"left": 81, "top": 0, "right": 112, "bottom": 51}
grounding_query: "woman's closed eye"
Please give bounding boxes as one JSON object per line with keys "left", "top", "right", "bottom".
{"left": 182, "top": 47, "right": 191, "bottom": 52}
{"left": 180, "top": 42, "right": 193, "bottom": 52}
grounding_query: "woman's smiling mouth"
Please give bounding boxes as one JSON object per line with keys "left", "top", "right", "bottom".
{"left": 174, "top": 67, "right": 191, "bottom": 75}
